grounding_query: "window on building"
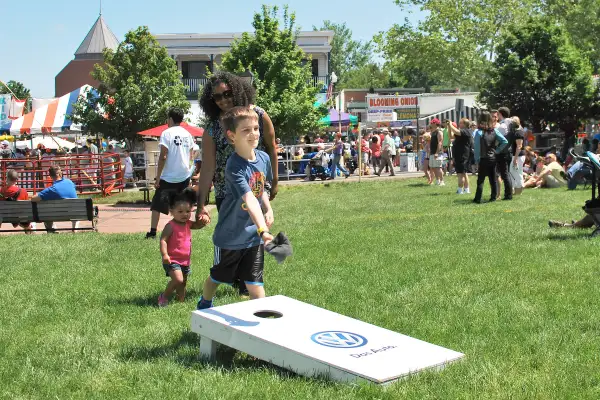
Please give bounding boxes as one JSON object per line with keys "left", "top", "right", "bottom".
{"left": 301, "top": 58, "right": 320, "bottom": 77}
{"left": 311, "top": 59, "right": 319, "bottom": 77}
{"left": 181, "top": 61, "right": 211, "bottom": 79}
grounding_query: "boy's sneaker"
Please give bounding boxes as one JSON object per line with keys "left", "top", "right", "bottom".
{"left": 439, "top": 181, "right": 446, "bottom": 186}
{"left": 158, "top": 293, "right": 169, "bottom": 307}
{"left": 464, "top": 188, "right": 471, "bottom": 194}
{"left": 145, "top": 231, "right": 156, "bottom": 239}
{"left": 197, "top": 297, "right": 214, "bottom": 310}
{"left": 457, "top": 188, "right": 463, "bottom": 194}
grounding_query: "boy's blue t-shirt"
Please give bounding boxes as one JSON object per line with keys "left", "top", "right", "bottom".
{"left": 213, "top": 150, "right": 272, "bottom": 250}
{"left": 38, "top": 178, "right": 78, "bottom": 200}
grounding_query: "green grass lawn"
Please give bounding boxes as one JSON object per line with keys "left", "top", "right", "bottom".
{"left": 2, "top": 178, "right": 600, "bottom": 399}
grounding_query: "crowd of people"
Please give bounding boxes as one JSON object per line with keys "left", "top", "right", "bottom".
{"left": 419, "top": 107, "right": 573, "bottom": 203}
{"left": 2, "top": 71, "right": 594, "bottom": 311}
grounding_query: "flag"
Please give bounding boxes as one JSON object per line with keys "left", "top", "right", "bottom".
{"left": 8, "top": 97, "right": 25, "bottom": 119}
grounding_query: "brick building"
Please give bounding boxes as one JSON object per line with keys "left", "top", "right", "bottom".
{"left": 55, "top": 15, "right": 119, "bottom": 97}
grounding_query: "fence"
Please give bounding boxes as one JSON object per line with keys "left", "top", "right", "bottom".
{"left": 0, "top": 153, "right": 125, "bottom": 197}
{"left": 276, "top": 143, "right": 419, "bottom": 180}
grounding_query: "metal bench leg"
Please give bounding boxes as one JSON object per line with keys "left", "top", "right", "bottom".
{"left": 199, "top": 337, "right": 217, "bottom": 361}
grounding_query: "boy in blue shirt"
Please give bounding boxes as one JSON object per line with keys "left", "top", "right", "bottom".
{"left": 197, "top": 106, "right": 274, "bottom": 309}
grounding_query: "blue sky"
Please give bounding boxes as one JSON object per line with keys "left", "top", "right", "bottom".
{"left": 1, "top": 0, "right": 422, "bottom": 98}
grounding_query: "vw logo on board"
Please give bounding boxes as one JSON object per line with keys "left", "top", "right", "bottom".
{"left": 311, "top": 331, "right": 368, "bottom": 348}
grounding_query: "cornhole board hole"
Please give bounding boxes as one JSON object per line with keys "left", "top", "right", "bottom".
{"left": 191, "top": 295, "right": 464, "bottom": 385}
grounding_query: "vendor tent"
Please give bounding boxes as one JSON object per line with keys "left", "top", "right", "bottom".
{"left": 0, "top": 85, "right": 97, "bottom": 135}
{"left": 319, "top": 109, "right": 358, "bottom": 126}
{"left": 137, "top": 122, "right": 204, "bottom": 137}
{"left": 15, "top": 136, "right": 76, "bottom": 150}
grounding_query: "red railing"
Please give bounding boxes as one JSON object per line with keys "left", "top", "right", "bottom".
{"left": 1, "top": 153, "right": 125, "bottom": 197}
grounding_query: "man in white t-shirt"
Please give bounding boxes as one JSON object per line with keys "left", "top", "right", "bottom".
{"left": 146, "top": 107, "right": 194, "bottom": 239}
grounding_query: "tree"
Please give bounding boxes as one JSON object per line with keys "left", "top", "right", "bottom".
{"left": 220, "top": 5, "right": 326, "bottom": 141}
{"left": 313, "top": 21, "right": 372, "bottom": 88}
{"left": 71, "top": 26, "right": 189, "bottom": 147}
{"left": 376, "top": 0, "right": 539, "bottom": 89}
{"left": 342, "top": 64, "right": 403, "bottom": 90}
{"left": 543, "top": 0, "right": 600, "bottom": 73}
{"left": 0, "top": 80, "right": 30, "bottom": 101}
{"left": 479, "top": 18, "right": 599, "bottom": 136}
{"left": 0, "top": 80, "right": 31, "bottom": 112}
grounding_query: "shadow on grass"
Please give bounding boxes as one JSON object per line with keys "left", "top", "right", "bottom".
{"left": 107, "top": 289, "right": 204, "bottom": 308}
{"left": 407, "top": 183, "right": 429, "bottom": 188}
{"left": 547, "top": 231, "right": 593, "bottom": 241}
{"left": 118, "top": 331, "right": 316, "bottom": 382}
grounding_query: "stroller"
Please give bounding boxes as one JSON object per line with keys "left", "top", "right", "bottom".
{"left": 570, "top": 149, "right": 600, "bottom": 237}
{"left": 307, "top": 150, "right": 330, "bottom": 181}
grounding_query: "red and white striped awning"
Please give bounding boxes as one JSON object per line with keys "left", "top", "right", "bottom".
{"left": 1, "top": 85, "right": 95, "bottom": 135}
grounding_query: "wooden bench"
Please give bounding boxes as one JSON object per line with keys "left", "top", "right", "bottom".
{"left": 139, "top": 187, "right": 154, "bottom": 204}
{"left": 0, "top": 199, "right": 99, "bottom": 233}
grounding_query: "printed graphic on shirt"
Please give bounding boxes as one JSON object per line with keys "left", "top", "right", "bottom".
{"left": 241, "top": 171, "right": 266, "bottom": 211}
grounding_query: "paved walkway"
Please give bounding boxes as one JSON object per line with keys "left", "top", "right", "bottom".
{"left": 4, "top": 171, "right": 423, "bottom": 235}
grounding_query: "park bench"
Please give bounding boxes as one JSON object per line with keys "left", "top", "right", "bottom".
{"left": 0, "top": 199, "right": 99, "bottom": 233}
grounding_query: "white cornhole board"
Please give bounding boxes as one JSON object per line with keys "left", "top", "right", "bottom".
{"left": 191, "top": 295, "right": 464, "bottom": 385}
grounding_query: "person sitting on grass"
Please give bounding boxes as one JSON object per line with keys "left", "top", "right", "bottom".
{"left": 523, "top": 156, "right": 547, "bottom": 188}
{"left": 0, "top": 169, "right": 33, "bottom": 234}
{"left": 533, "top": 154, "right": 567, "bottom": 188}
{"left": 158, "top": 188, "right": 210, "bottom": 307}
{"left": 197, "top": 106, "right": 275, "bottom": 310}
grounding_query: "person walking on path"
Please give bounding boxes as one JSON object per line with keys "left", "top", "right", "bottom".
{"left": 146, "top": 107, "right": 194, "bottom": 239}
{"left": 329, "top": 133, "right": 350, "bottom": 179}
{"left": 376, "top": 129, "right": 396, "bottom": 176}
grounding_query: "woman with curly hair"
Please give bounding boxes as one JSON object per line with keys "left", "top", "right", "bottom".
{"left": 194, "top": 71, "right": 277, "bottom": 296}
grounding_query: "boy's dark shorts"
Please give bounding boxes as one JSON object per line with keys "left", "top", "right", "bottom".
{"left": 210, "top": 245, "right": 264, "bottom": 286}
{"left": 163, "top": 263, "right": 191, "bottom": 277}
{"left": 151, "top": 178, "right": 191, "bottom": 215}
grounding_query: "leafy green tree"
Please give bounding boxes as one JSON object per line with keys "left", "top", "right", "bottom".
{"left": 543, "top": 0, "right": 600, "bottom": 73}
{"left": 313, "top": 21, "right": 372, "bottom": 88}
{"left": 71, "top": 26, "right": 189, "bottom": 147}
{"left": 220, "top": 5, "right": 326, "bottom": 141}
{"left": 479, "top": 18, "right": 599, "bottom": 135}
{"left": 377, "top": 0, "right": 539, "bottom": 89}
{"left": 342, "top": 64, "right": 403, "bottom": 90}
{"left": 0, "top": 80, "right": 31, "bottom": 112}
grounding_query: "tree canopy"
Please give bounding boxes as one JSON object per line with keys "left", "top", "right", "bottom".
{"left": 221, "top": 5, "right": 326, "bottom": 141}
{"left": 479, "top": 18, "right": 599, "bottom": 134}
{"left": 71, "top": 26, "right": 189, "bottom": 146}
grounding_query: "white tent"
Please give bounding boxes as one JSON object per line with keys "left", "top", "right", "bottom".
{"left": 15, "top": 137, "right": 77, "bottom": 150}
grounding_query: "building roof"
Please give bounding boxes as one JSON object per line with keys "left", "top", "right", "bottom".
{"left": 74, "top": 15, "right": 119, "bottom": 59}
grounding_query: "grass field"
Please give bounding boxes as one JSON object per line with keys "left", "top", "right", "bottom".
{"left": 2, "top": 178, "right": 600, "bottom": 399}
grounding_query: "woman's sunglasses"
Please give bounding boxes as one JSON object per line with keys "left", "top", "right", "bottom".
{"left": 213, "top": 90, "right": 233, "bottom": 102}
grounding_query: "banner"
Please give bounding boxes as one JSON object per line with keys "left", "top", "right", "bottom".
{"left": 367, "top": 109, "right": 395, "bottom": 122}
{"left": 9, "top": 98, "right": 25, "bottom": 119}
{"left": 390, "top": 120, "right": 417, "bottom": 128}
{"left": 0, "top": 95, "right": 10, "bottom": 127}
{"left": 367, "top": 95, "right": 419, "bottom": 110}
{"left": 396, "top": 110, "right": 418, "bottom": 120}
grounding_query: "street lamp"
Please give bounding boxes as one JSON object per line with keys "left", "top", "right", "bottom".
{"left": 330, "top": 72, "right": 342, "bottom": 138}
{"left": 239, "top": 69, "right": 254, "bottom": 85}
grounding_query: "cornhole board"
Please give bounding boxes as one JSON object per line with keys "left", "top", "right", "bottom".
{"left": 190, "top": 295, "right": 464, "bottom": 385}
